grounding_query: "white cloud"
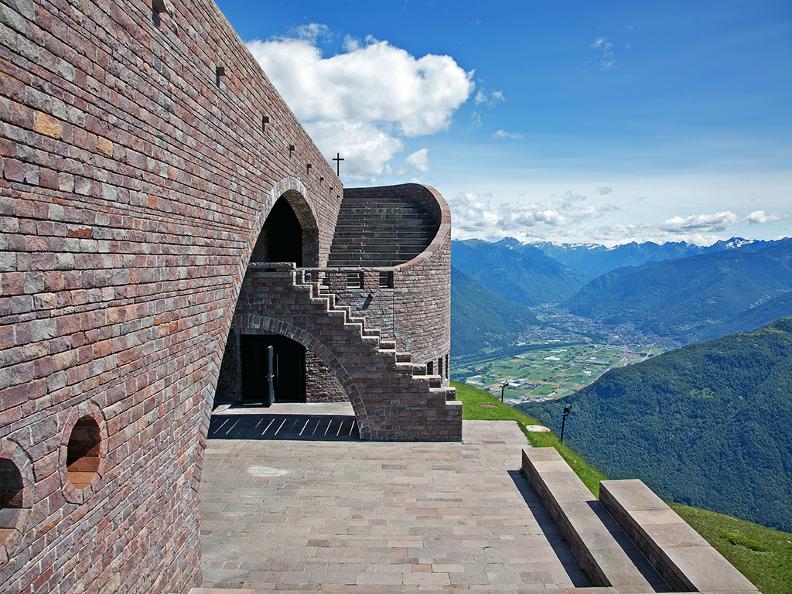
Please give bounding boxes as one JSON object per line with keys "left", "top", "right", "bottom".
{"left": 404, "top": 148, "right": 429, "bottom": 172}
{"left": 596, "top": 186, "right": 613, "bottom": 195}
{"left": 306, "top": 121, "right": 402, "bottom": 178}
{"left": 591, "top": 37, "right": 615, "bottom": 70}
{"left": 448, "top": 191, "right": 617, "bottom": 241}
{"left": 290, "top": 23, "right": 333, "bottom": 43}
{"left": 247, "top": 29, "right": 473, "bottom": 179}
{"left": 492, "top": 129, "right": 523, "bottom": 140}
{"left": 744, "top": 210, "right": 787, "bottom": 224}
{"left": 474, "top": 89, "right": 505, "bottom": 107}
{"left": 659, "top": 211, "right": 738, "bottom": 233}
{"left": 447, "top": 192, "right": 764, "bottom": 246}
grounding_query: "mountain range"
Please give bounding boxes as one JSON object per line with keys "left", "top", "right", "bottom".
{"left": 564, "top": 238, "right": 792, "bottom": 343}
{"left": 451, "top": 236, "right": 792, "bottom": 353}
{"left": 450, "top": 266, "right": 537, "bottom": 355}
{"left": 451, "top": 238, "right": 585, "bottom": 306}
{"left": 522, "top": 317, "right": 792, "bottom": 532}
{"left": 534, "top": 237, "right": 772, "bottom": 279}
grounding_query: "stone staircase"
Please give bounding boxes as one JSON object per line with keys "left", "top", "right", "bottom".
{"left": 521, "top": 447, "right": 759, "bottom": 593}
{"left": 235, "top": 264, "right": 461, "bottom": 440}
{"left": 327, "top": 186, "right": 439, "bottom": 267}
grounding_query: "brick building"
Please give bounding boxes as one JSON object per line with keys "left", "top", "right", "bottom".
{"left": 0, "top": 0, "right": 460, "bottom": 592}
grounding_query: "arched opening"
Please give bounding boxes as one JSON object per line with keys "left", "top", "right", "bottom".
{"left": 240, "top": 334, "right": 306, "bottom": 405}
{"left": 66, "top": 416, "right": 101, "bottom": 491}
{"left": 0, "top": 459, "right": 23, "bottom": 545}
{"left": 251, "top": 195, "right": 305, "bottom": 266}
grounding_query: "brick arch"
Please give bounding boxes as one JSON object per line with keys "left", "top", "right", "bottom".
{"left": 233, "top": 314, "right": 371, "bottom": 439}
{"left": 255, "top": 176, "right": 320, "bottom": 268}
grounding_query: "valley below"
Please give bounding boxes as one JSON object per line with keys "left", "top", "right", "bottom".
{"left": 450, "top": 235, "right": 792, "bottom": 535}
{"left": 453, "top": 306, "right": 669, "bottom": 403}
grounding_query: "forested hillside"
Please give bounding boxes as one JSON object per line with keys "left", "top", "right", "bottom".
{"left": 450, "top": 266, "right": 537, "bottom": 355}
{"left": 451, "top": 238, "right": 585, "bottom": 306}
{"left": 523, "top": 318, "right": 792, "bottom": 531}
{"left": 563, "top": 239, "right": 792, "bottom": 343}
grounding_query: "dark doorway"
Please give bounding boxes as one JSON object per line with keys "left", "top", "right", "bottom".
{"left": 251, "top": 196, "right": 303, "bottom": 266}
{"left": 240, "top": 334, "right": 306, "bottom": 405}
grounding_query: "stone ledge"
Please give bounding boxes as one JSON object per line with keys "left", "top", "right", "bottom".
{"left": 521, "top": 448, "right": 662, "bottom": 591}
{"left": 600, "top": 480, "right": 759, "bottom": 593}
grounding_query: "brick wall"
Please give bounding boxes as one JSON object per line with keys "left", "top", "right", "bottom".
{"left": 328, "top": 184, "right": 452, "bottom": 384}
{"left": 305, "top": 350, "right": 347, "bottom": 402}
{"left": 0, "top": 0, "right": 340, "bottom": 591}
{"left": 393, "top": 185, "right": 451, "bottom": 383}
{"left": 231, "top": 267, "right": 461, "bottom": 440}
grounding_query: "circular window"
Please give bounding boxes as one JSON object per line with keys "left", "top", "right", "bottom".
{"left": 0, "top": 440, "right": 32, "bottom": 565}
{"left": 59, "top": 403, "right": 107, "bottom": 504}
{"left": 66, "top": 416, "right": 101, "bottom": 491}
{"left": 0, "top": 458, "right": 23, "bottom": 544}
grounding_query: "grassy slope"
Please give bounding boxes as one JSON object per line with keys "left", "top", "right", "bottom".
{"left": 453, "top": 382, "right": 606, "bottom": 494}
{"left": 453, "top": 380, "right": 792, "bottom": 594}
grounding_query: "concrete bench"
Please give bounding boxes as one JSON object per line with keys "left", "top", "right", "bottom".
{"left": 600, "top": 480, "right": 759, "bottom": 593}
{"left": 521, "top": 448, "right": 664, "bottom": 591}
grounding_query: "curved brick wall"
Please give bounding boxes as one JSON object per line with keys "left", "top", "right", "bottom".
{"left": 328, "top": 183, "right": 440, "bottom": 267}
{"left": 328, "top": 184, "right": 452, "bottom": 382}
{"left": 393, "top": 184, "right": 451, "bottom": 378}
{"left": 0, "top": 0, "right": 340, "bottom": 591}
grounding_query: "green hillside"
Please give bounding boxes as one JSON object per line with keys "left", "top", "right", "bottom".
{"left": 523, "top": 318, "right": 792, "bottom": 532}
{"left": 455, "top": 381, "right": 792, "bottom": 594}
{"left": 452, "top": 238, "right": 585, "bottom": 306}
{"left": 564, "top": 239, "right": 792, "bottom": 343}
{"left": 451, "top": 266, "right": 538, "bottom": 355}
{"left": 701, "top": 290, "right": 792, "bottom": 340}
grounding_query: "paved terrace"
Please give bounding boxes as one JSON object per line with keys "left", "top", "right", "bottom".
{"left": 199, "top": 408, "right": 591, "bottom": 592}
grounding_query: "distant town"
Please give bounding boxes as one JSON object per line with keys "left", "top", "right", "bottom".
{"left": 453, "top": 306, "right": 670, "bottom": 403}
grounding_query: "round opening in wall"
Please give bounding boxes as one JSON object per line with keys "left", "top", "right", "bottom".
{"left": 0, "top": 458, "right": 23, "bottom": 544}
{"left": 66, "top": 416, "right": 101, "bottom": 490}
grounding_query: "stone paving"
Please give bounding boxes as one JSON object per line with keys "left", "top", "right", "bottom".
{"left": 199, "top": 417, "right": 590, "bottom": 591}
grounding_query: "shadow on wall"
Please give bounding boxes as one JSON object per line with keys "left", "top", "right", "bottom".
{"left": 207, "top": 413, "right": 360, "bottom": 441}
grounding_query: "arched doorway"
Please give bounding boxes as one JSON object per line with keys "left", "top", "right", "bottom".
{"left": 214, "top": 185, "right": 333, "bottom": 409}
{"left": 251, "top": 196, "right": 304, "bottom": 266}
{"left": 239, "top": 334, "right": 305, "bottom": 405}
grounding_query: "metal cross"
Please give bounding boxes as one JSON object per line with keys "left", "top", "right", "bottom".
{"left": 332, "top": 152, "right": 344, "bottom": 176}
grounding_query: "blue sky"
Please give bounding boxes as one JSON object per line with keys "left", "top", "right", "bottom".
{"left": 216, "top": 0, "right": 792, "bottom": 245}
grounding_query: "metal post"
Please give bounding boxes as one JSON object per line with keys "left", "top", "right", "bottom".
{"left": 266, "top": 345, "right": 275, "bottom": 407}
{"left": 560, "top": 403, "right": 572, "bottom": 442}
{"left": 501, "top": 382, "right": 509, "bottom": 402}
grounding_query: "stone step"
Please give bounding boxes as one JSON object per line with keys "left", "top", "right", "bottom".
{"left": 394, "top": 361, "right": 416, "bottom": 374}
{"left": 428, "top": 386, "right": 453, "bottom": 402}
{"left": 334, "top": 216, "right": 432, "bottom": 223}
{"left": 599, "top": 480, "right": 759, "bottom": 593}
{"left": 336, "top": 210, "right": 429, "bottom": 216}
{"left": 410, "top": 363, "right": 427, "bottom": 374}
{"left": 521, "top": 448, "right": 667, "bottom": 591}
{"left": 328, "top": 188, "right": 437, "bottom": 268}
{"left": 378, "top": 339, "right": 396, "bottom": 350}
{"left": 332, "top": 237, "right": 433, "bottom": 244}
{"left": 333, "top": 228, "right": 433, "bottom": 235}
{"left": 413, "top": 374, "right": 443, "bottom": 388}
{"left": 395, "top": 352, "right": 411, "bottom": 362}
{"left": 329, "top": 243, "right": 431, "bottom": 251}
